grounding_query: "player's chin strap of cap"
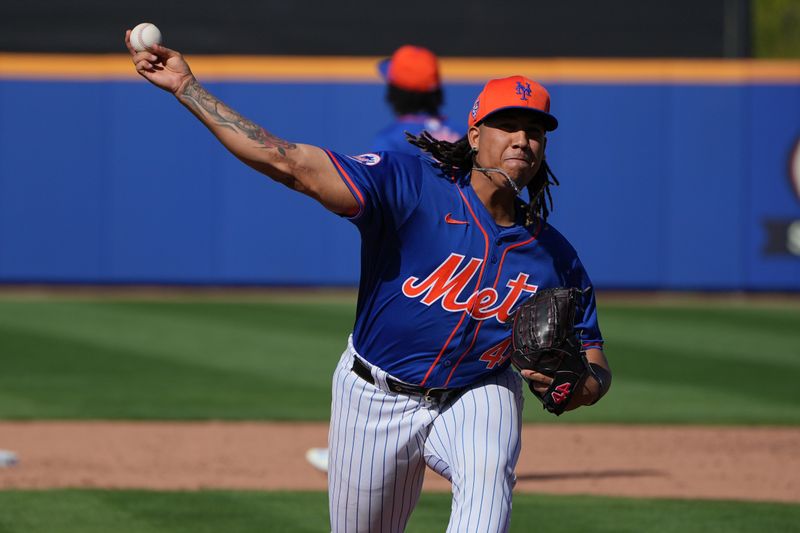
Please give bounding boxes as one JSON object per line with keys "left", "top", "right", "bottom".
{"left": 471, "top": 148, "right": 522, "bottom": 196}
{"left": 471, "top": 149, "right": 555, "bottom": 213}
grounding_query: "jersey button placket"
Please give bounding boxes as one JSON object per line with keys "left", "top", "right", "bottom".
{"left": 490, "top": 236, "right": 504, "bottom": 264}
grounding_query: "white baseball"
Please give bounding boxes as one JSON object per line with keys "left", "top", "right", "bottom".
{"left": 130, "top": 23, "right": 162, "bottom": 52}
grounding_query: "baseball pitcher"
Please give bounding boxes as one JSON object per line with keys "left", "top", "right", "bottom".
{"left": 126, "top": 31, "right": 611, "bottom": 533}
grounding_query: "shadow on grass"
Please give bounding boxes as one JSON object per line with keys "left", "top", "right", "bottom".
{"left": 517, "top": 468, "right": 665, "bottom": 481}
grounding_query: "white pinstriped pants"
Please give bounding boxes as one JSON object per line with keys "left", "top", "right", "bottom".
{"left": 328, "top": 336, "right": 524, "bottom": 533}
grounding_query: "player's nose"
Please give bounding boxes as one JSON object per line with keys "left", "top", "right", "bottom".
{"left": 509, "top": 128, "right": 530, "bottom": 148}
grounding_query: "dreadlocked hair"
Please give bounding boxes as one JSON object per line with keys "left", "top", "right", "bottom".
{"left": 406, "top": 131, "right": 560, "bottom": 224}
{"left": 525, "top": 160, "right": 559, "bottom": 224}
{"left": 406, "top": 131, "right": 472, "bottom": 174}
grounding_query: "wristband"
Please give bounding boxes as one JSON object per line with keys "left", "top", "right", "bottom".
{"left": 587, "top": 364, "right": 605, "bottom": 406}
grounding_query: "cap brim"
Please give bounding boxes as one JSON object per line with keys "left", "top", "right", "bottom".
{"left": 377, "top": 58, "right": 390, "bottom": 80}
{"left": 479, "top": 105, "right": 558, "bottom": 131}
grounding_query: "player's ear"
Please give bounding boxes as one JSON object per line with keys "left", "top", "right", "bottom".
{"left": 467, "top": 126, "right": 480, "bottom": 152}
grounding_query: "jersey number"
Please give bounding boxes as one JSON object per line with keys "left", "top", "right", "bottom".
{"left": 479, "top": 338, "right": 512, "bottom": 369}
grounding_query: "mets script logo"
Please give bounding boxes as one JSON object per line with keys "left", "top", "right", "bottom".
{"left": 401, "top": 253, "right": 538, "bottom": 322}
{"left": 347, "top": 153, "right": 381, "bottom": 166}
{"left": 516, "top": 81, "right": 532, "bottom": 102}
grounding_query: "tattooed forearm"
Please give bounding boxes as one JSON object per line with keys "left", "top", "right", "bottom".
{"left": 179, "top": 79, "right": 297, "bottom": 156}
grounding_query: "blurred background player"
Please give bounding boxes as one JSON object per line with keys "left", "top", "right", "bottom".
{"left": 305, "top": 44, "right": 463, "bottom": 474}
{"left": 372, "top": 44, "right": 461, "bottom": 152}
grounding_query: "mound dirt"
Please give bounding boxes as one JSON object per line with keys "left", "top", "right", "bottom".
{"left": 0, "top": 422, "right": 797, "bottom": 503}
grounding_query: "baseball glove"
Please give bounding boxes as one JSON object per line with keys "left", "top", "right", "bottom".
{"left": 506, "top": 287, "right": 593, "bottom": 415}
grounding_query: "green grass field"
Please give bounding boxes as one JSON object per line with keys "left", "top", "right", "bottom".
{"left": 0, "top": 490, "right": 798, "bottom": 533}
{"left": 1, "top": 295, "right": 798, "bottom": 424}
{"left": 1, "top": 294, "right": 799, "bottom": 532}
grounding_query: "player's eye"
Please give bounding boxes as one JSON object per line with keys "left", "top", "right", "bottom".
{"left": 502, "top": 122, "right": 526, "bottom": 133}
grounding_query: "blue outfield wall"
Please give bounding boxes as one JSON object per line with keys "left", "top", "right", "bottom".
{"left": 0, "top": 78, "right": 798, "bottom": 289}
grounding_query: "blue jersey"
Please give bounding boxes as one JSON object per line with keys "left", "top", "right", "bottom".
{"left": 325, "top": 150, "right": 603, "bottom": 389}
{"left": 372, "top": 114, "right": 461, "bottom": 155}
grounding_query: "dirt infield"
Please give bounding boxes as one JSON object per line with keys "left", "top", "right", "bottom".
{"left": 1, "top": 422, "right": 798, "bottom": 503}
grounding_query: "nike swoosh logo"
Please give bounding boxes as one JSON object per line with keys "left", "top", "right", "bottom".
{"left": 445, "top": 213, "right": 468, "bottom": 225}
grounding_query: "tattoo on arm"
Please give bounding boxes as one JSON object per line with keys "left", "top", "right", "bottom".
{"left": 179, "top": 79, "right": 297, "bottom": 156}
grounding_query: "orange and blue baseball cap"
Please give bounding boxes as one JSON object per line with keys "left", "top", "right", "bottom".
{"left": 378, "top": 45, "right": 441, "bottom": 93}
{"left": 468, "top": 75, "right": 558, "bottom": 131}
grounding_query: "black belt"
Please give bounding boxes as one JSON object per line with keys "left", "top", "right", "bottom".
{"left": 351, "top": 357, "right": 465, "bottom": 403}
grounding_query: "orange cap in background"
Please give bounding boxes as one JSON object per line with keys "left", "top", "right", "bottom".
{"left": 378, "top": 45, "right": 441, "bottom": 92}
{"left": 468, "top": 75, "right": 558, "bottom": 131}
